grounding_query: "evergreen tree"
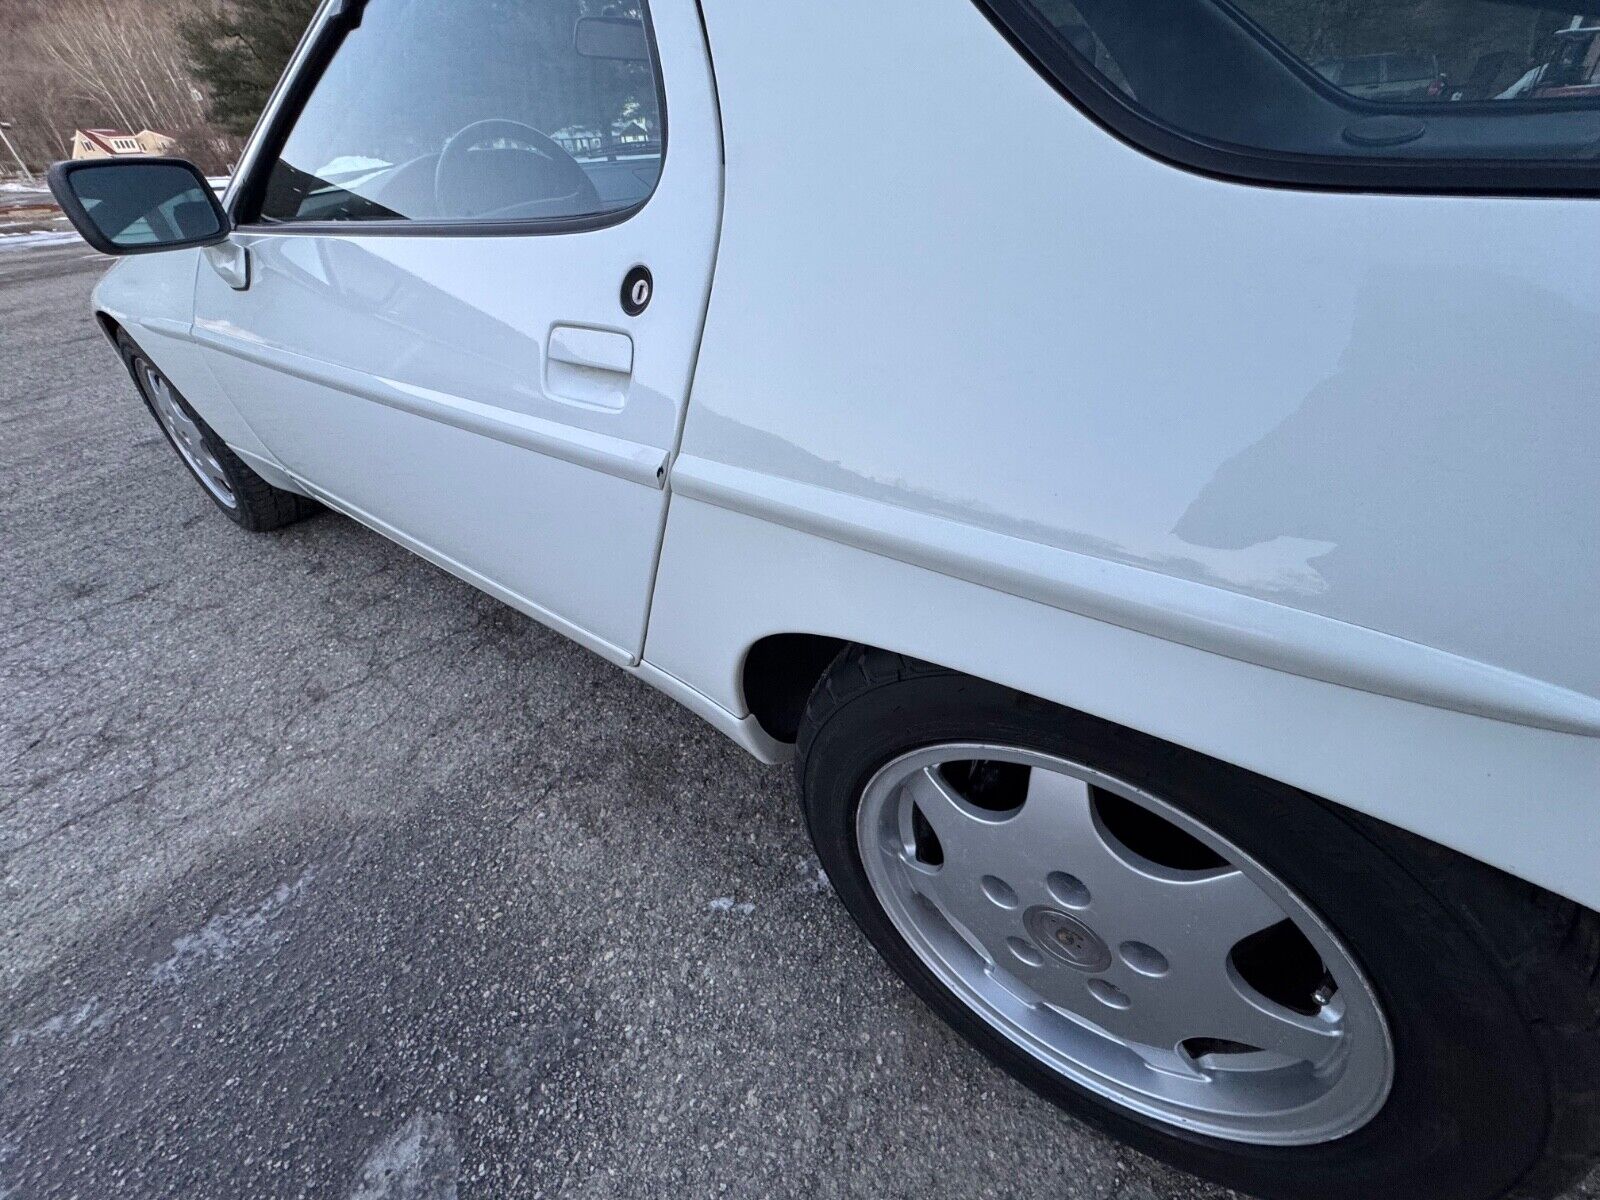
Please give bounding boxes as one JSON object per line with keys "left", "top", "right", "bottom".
{"left": 181, "top": 0, "right": 321, "bottom": 137}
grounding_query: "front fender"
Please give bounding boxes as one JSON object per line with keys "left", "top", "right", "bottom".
{"left": 93, "top": 250, "right": 279, "bottom": 468}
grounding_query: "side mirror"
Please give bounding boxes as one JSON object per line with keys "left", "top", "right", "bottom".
{"left": 47, "top": 158, "right": 230, "bottom": 257}
{"left": 573, "top": 16, "right": 650, "bottom": 62}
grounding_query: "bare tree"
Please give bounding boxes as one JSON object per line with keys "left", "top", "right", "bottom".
{"left": 37, "top": 0, "right": 211, "bottom": 150}
{"left": 0, "top": 0, "right": 238, "bottom": 174}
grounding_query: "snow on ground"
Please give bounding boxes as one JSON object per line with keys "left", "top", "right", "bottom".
{"left": 0, "top": 230, "right": 81, "bottom": 250}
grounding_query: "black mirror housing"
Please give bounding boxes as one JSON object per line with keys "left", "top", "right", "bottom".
{"left": 47, "top": 158, "right": 231, "bottom": 257}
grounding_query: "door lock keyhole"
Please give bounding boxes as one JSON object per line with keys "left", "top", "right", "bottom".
{"left": 622, "top": 266, "right": 653, "bottom": 316}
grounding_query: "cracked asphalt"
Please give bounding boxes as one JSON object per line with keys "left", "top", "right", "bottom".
{"left": 2, "top": 243, "right": 1595, "bottom": 1200}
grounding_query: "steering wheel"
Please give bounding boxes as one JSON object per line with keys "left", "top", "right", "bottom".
{"left": 433, "top": 119, "right": 601, "bottom": 221}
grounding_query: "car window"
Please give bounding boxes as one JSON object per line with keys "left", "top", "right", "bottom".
{"left": 253, "top": 0, "right": 664, "bottom": 227}
{"left": 1335, "top": 56, "right": 1381, "bottom": 87}
{"left": 986, "top": 0, "right": 1600, "bottom": 187}
{"left": 1385, "top": 53, "right": 1438, "bottom": 83}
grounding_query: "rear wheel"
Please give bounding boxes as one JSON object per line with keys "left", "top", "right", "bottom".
{"left": 117, "top": 331, "right": 319, "bottom": 532}
{"left": 798, "top": 647, "right": 1600, "bottom": 1200}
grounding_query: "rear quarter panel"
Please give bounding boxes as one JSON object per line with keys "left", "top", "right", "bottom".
{"left": 650, "top": 0, "right": 1600, "bottom": 905}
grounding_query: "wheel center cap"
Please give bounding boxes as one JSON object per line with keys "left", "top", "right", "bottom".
{"left": 1025, "top": 906, "right": 1112, "bottom": 972}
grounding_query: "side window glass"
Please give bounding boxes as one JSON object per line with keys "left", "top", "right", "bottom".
{"left": 254, "top": 0, "right": 663, "bottom": 226}
{"left": 1235, "top": 6, "right": 1587, "bottom": 106}
{"left": 994, "top": 0, "right": 1600, "bottom": 185}
{"left": 1329, "top": 55, "right": 1382, "bottom": 90}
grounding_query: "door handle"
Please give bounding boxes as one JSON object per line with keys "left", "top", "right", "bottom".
{"left": 548, "top": 325, "right": 633, "bottom": 374}
{"left": 546, "top": 325, "right": 634, "bottom": 410}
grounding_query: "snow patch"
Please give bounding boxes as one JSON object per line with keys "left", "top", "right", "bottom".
{"left": 347, "top": 1113, "right": 459, "bottom": 1200}
{"left": 0, "top": 231, "right": 79, "bottom": 250}
{"left": 151, "top": 868, "right": 315, "bottom": 985}
{"left": 795, "top": 855, "right": 830, "bottom": 894}
{"left": 5, "top": 997, "right": 108, "bottom": 1048}
{"left": 707, "top": 896, "right": 755, "bottom": 916}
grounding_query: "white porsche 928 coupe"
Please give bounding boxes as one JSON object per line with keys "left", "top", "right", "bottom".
{"left": 49, "top": 1, "right": 1600, "bottom": 1197}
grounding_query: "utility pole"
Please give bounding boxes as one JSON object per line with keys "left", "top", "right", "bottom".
{"left": 0, "top": 120, "right": 36, "bottom": 183}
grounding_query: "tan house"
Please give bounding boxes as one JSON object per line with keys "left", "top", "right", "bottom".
{"left": 70, "top": 129, "right": 178, "bottom": 160}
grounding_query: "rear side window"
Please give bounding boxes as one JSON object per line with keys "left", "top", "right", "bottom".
{"left": 980, "top": 0, "right": 1600, "bottom": 193}
{"left": 250, "top": 0, "right": 664, "bottom": 227}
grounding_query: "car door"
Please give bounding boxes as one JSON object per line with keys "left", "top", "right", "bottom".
{"left": 191, "top": 0, "right": 720, "bottom": 665}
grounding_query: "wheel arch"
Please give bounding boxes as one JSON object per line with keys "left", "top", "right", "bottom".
{"left": 740, "top": 632, "right": 850, "bottom": 744}
{"left": 94, "top": 310, "right": 125, "bottom": 347}
{"left": 646, "top": 498, "right": 1600, "bottom": 913}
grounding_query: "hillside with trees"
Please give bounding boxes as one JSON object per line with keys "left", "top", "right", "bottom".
{"left": 181, "top": 0, "right": 321, "bottom": 137}
{"left": 0, "top": 0, "right": 315, "bottom": 176}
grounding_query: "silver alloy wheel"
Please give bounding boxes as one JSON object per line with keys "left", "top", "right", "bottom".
{"left": 139, "top": 362, "right": 237, "bottom": 509}
{"left": 857, "top": 744, "right": 1394, "bottom": 1145}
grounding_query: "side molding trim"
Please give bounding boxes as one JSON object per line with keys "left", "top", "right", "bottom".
{"left": 671, "top": 455, "right": 1600, "bottom": 737}
{"left": 191, "top": 323, "right": 669, "bottom": 489}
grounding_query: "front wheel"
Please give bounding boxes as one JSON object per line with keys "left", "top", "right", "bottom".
{"left": 117, "top": 331, "right": 319, "bottom": 533}
{"left": 797, "top": 648, "right": 1600, "bottom": 1200}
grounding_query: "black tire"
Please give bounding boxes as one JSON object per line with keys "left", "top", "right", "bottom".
{"left": 116, "top": 330, "right": 320, "bottom": 533}
{"left": 797, "top": 646, "right": 1600, "bottom": 1200}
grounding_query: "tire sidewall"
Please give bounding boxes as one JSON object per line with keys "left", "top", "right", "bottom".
{"left": 118, "top": 333, "right": 252, "bottom": 527}
{"left": 801, "top": 667, "right": 1548, "bottom": 1200}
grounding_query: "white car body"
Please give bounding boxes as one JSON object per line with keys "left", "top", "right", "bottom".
{"left": 91, "top": 0, "right": 1599, "bottom": 915}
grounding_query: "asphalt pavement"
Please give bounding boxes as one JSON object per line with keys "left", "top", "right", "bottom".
{"left": 1, "top": 241, "right": 1595, "bottom": 1200}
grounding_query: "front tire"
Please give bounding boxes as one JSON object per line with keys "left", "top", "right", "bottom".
{"left": 117, "top": 330, "right": 319, "bottom": 533}
{"left": 797, "top": 647, "right": 1600, "bottom": 1200}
